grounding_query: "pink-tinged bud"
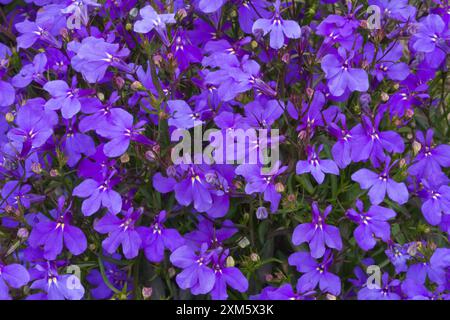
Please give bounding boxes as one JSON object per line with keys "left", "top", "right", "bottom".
{"left": 153, "top": 54, "right": 163, "bottom": 67}
{"left": 50, "top": 169, "right": 59, "bottom": 177}
{"left": 250, "top": 253, "right": 260, "bottom": 262}
{"left": 17, "top": 228, "right": 29, "bottom": 239}
{"left": 405, "top": 109, "right": 414, "bottom": 118}
{"left": 360, "top": 20, "right": 369, "bottom": 29}
{"left": 142, "top": 287, "right": 153, "bottom": 299}
{"left": 281, "top": 53, "right": 290, "bottom": 64}
{"left": 176, "top": 8, "right": 187, "bottom": 21}
{"left": 31, "top": 162, "right": 42, "bottom": 174}
{"left": 306, "top": 87, "right": 314, "bottom": 98}
{"left": 4, "top": 205, "right": 14, "bottom": 214}
{"left": 145, "top": 150, "right": 156, "bottom": 162}
{"left": 287, "top": 194, "right": 296, "bottom": 202}
{"left": 265, "top": 274, "right": 274, "bottom": 282}
{"left": 113, "top": 76, "right": 125, "bottom": 89}
{"left": 381, "top": 92, "right": 390, "bottom": 102}
{"left": 298, "top": 130, "right": 308, "bottom": 141}
{"left": 275, "top": 182, "right": 285, "bottom": 193}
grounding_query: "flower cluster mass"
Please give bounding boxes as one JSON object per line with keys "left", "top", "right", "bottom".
{"left": 0, "top": 0, "right": 449, "bottom": 300}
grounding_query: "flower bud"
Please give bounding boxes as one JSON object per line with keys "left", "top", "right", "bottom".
{"left": 176, "top": 8, "right": 187, "bottom": 21}
{"left": 381, "top": 92, "right": 389, "bottom": 102}
{"left": 97, "top": 92, "right": 105, "bottom": 101}
{"left": 125, "top": 23, "right": 132, "bottom": 31}
{"left": 50, "top": 169, "right": 59, "bottom": 177}
{"left": 256, "top": 206, "right": 268, "bottom": 220}
{"left": 226, "top": 256, "right": 235, "bottom": 268}
{"left": 281, "top": 53, "right": 290, "bottom": 64}
{"left": 287, "top": 194, "right": 296, "bottom": 202}
{"left": 275, "top": 182, "right": 285, "bottom": 193}
{"left": 129, "top": 8, "right": 139, "bottom": 18}
{"left": 120, "top": 153, "right": 130, "bottom": 163}
{"left": 168, "top": 267, "right": 176, "bottom": 278}
{"left": 5, "top": 112, "right": 14, "bottom": 123}
{"left": 113, "top": 76, "right": 125, "bottom": 89}
{"left": 250, "top": 253, "right": 260, "bottom": 262}
{"left": 131, "top": 81, "right": 144, "bottom": 91}
{"left": 31, "top": 162, "right": 42, "bottom": 174}
{"left": 238, "top": 237, "right": 250, "bottom": 248}
{"left": 306, "top": 87, "right": 314, "bottom": 98}
{"left": 251, "top": 40, "right": 258, "bottom": 49}
{"left": 326, "top": 294, "right": 337, "bottom": 300}
{"left": 142, "top": 287, "right": 153, "bottom": 299}
{"left": 412, "top": 140, "right": 422, "bottom": 155}
{"left": 265, "top": 274, "right": 274, "bottom": 282}
{"left": 17, "top": 228, "right": 29, "bottom": 239}
{"left": 145, "top": 150, "right": 156, "bottom": 161}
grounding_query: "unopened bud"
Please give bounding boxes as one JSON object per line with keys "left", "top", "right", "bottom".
{"left": 120, "top": 153, "right": 130, "bottom": 163}
{"left": 168, "top": 267, "right": 176, "bottom": 278}
{"left": 251, "top": 40, "right": 258, "bottom": 49}
{"left": 125, "top": 23, "right": 132, "bottom": 31}
{"left": 131, "top": 81, "right": 144, "bottom": 91}
{"left": 176, "top": 8, "right": 187, "bottom": 21}
{"left": 412, "top": 141, "right": 422, "bottom": 155}
{"left": 381, "top": 92, "right": 389, "bottom": 102}
{"left": 153, "top": 54, "right": 163, "bottom": 67}
{"left": 298, "top": 130, "right": 308, "bottom": 141}
{"left": 5, "top": 112, "right": 14, "bottom": 123}
{"left": 326, "top": 294, "right": 337, "bottom": 300}
{"left": 250, "top": 253, "right": 260, "bottom": 262}
{"left": 238, "top": 237, "right": 250, "bottom": 248}
{"left": 275, "top": 182, "right": 285, "bottom": 193}
{"left": 142, "top": 287, "right": 153, "bottom": 299}
{"left": 287, "top": 194, "right": 296, "bottom": 202}
{"left": 281, "top": 53, "right": 290, "bottom": 64}
{"left": 226, "top": 256, "right": 235, "bottom": 268}
{"left": 113, "top": 76, "right": 125, "bottom": 89}
{"left": 145, "top": 150, "right": 156, "bottom": 161}
{"left": 50, "top": 169, "right": 59, "bottom": 177}
{"left": 31, "top": 162, "right": 42, "bottom": 174}
{"left": 265, "top": 274, "right": 274, "bottom": 282}
{"left": 399, "top": 158, "right": 406, "bottom": 168}
{"left": 129, "top": 8, "right": 139, "bottom": 18}
{"left": 306, "top": 87, "right": 314, "bottom": 98}
{"left": 17, "top": 228, "right": 29, "bottom": 239}
{"left": 256, "top": 206, "right": 268, "bottom": 220}
{"left": 405, "top": 109, "right": 414, "bottom": 118}
{"left": 97, "top": 92, "right": 105, "bottom": 101}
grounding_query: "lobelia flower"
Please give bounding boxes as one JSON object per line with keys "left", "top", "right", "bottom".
{"left": 328, "top": 114, "right": 353, "bottom": 169}
{"left": 43, "top": 77, "right": 94, "bottom": 119}
{"left": 15, "top": 19, "right": 61, "bottom": 50}
{"left": 171, "top": 30, "right": 203, "bottom": 71}
{"left": 417, "top": 177, "right": 450, "bottom": 226}
{"left": 292, "top": 202, "right": 342, "bottom": 258}
{"left": 72, "top": 171, "right": 122, "bottom": 216}
{"left": 61, "top": 0, "right": 100, "bottom": 29}
{"left": 11, "top": 53, "right": 47, "bottom": 88}
{"left": 29, "top": 263, "right": 85, "bottom": 300}
{"left": 321, "top": 47, "right": 369, "bottom": 97}
{"left": 409, "top": 129, "right": 450, "bottom": 179}
{"left": 346, "top": 200, "right": 396, "bottom": 251}
{"left": 357, "top": 273, "right": 401, "bottom": 300}
{"left": 238, "top": 0, "right": 270, "bottom": 34}
{"left": 184, "top": 218, "right": 237, "bottom": 250}
{"left": 94, "top": 207, "right": 143, "bottom": 259}
{"left": 369, "top": 0, "right": 416, "bottom": 22}
{"left": 263, "top": 284, "right": 316, "bottom": 300}
{"left": 0, "top": 263, "right": 30, "bottom": 300}
{"left": 385, "top": 243, "right": 411, "bottom": 274}
{"left": 133, "top": 5, "right": 176, "bottom": 46}
{"left": 252, "top": 0, "right": 301, "bottom": 49}
{"left": 0, "top": 180, "right": 43, "bottom": 211}
{"left": 288, "top": 250, "right": 341, "bottom": 296}
{"left": 210, "top": 250, "right": 248, "bottom": 300}
{"left": 61, "top": 118, "right": 96, "bottom": 167}
{"left": 170, "top": 243, "right": 216, "bottom": 295}
{"left": 351, "top": 157, "right": 409, "bottom": 205}
{"left": 236, "top": 161, "right": 287, "bottom": 212}
{"left": 296, "top": 145, "right": 339, "bottom": 184}
{"left": 69, "top": 36, "right": 130, "bottom": 83}
{"left": 364, "top": 42, "right": 410, "bottom": 82}
{"left": 198, "top": 0, "right": 227, "bottom": 13}
{"left": 86, "top": 255, "right": 132, "bottom": 299}
{"left": 96, "top": 108, "right": 152, "bottom": 157}
{"left": 28, "top": 196, "right": 87, "bottom": 260}
{"left": 412, "top": 14, "right": 450, "bottom": 68}
{"left": 350, "top": 113, "right": 405, "bottom": 167}
{"left": 167, "top": 99, "right": 205, "bottom": 129}
{"left": 7, "top": 98, "right": 58, "bottom": 152}
{"left": 138, "top": 210, "right": 184, "bottom": 263}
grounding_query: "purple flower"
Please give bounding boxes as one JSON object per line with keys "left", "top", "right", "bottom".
{"left": 43, "top": 78, "right": 90, "bottom": 119}
{"left": 418, "top": 176, "right": 450, "bottom": 226}
{"left": 29, "top": 263, "right": 85, "bottom": 300}
{"left": 7, "top": 98, "right": 58, "bottom": 151}
{"left": 346, "top": 200, "right": 396, "bottom": 251}
{"left": 409, "top": 129, "right": 450, "bottom": 179}
{"left": 385, "top": 243, "right": 411, "bottom": 274}
{"left": 29, "top": 196, "right": 87, "bottom": 260}
{"left": 170, "top": 243, "right": 216, "bottom": 295}
{"left": 69, "top": 36, "right": 130, "bottom": 83}
{"left": 321, "top": 47, "right": 369, "bottom": 97}
{"left": 296, "top": 145, "right": 339, "bottom": 184}
{"left": 328, "top": 115, "right": 353, "bottom": 169}
{"left": 15, "top": 19, "right": 61, "bottom": 50}
{"left": 198, "top": 0, "right": 226, "bottom": 13}
{"left": 252, "top": 0, "right": 301, "bottom": 49}
{"left": 357, "top": 273, "right": 401, "bottom": 300}
{"left": 0, "top": 263, "right": 29, "bottom": 300}
{"left": 236, "top": 161, "right": 287, "bottom": 212}
{"left": 138, "top": 210, "right": 184, "bottom": 263}
{"left": 210, "top": 250, "right": 248, "bottom": 300}
{"left": 292, "top": 202, "right": 342, "bottom": 259}
{"left": 288, "top": 250, "right": 341, "bottom": 296}
{"left": 350, "top": 114, "right": 405, "bottom": 167}
{"left": 133, "top": 5, "right": 175, "bottom": 46}
{"left": 351, "top": 157, "right": 409, "bottom": 205}
{"left": 184, "top": 218, "right": 237, "bottom": 249}
{"left": 94, "top": 208, "right": 143, "bottom": 259}
{"left": 96, "top": 108, "right": 151, "bottom": 157}
{"left": 412, "top": 14, "right": 450, "bottom": 68}
{"left": 72, "top": 173, "right": 122, "bottom": 216}
{"left": 11, "top": 53, "right": 47, "bottom": 88}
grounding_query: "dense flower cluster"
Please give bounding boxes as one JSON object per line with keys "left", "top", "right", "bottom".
{"left": 0, "top": 0, "right": 449, "bottom": 300}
